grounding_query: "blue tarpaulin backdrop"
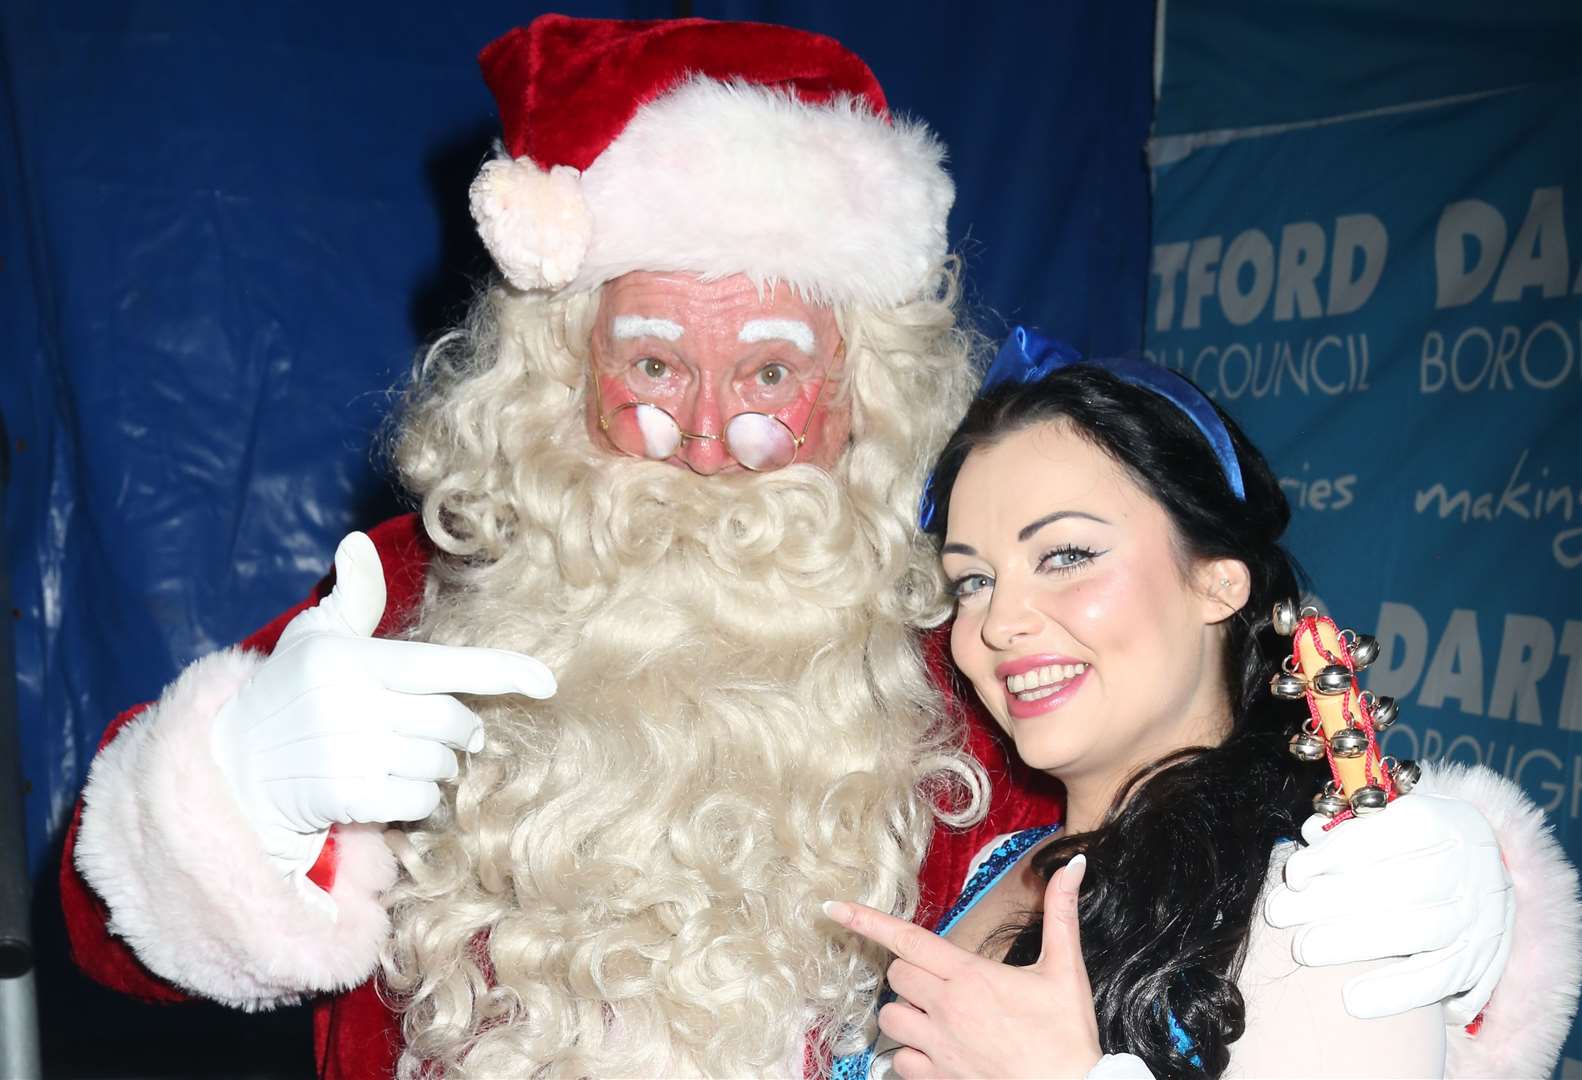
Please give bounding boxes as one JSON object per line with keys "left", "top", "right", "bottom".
{"left": 2, "top": 1, "right": 1152, "bottom": 877}
{"left": 3, "top": 5, "right": 1151, "bottom": 1074}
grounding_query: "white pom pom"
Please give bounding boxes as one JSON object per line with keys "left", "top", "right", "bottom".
{"left": 468, "top": 157, "right": 591, "bottom": 291}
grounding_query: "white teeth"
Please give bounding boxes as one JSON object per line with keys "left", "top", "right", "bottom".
{"left": 1006, "top": 662, "right": 1088, "bottom": 697}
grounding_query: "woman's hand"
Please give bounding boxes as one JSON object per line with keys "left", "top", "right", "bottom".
{"left": 825, "top": 854, "right": 1103, "bottom": 1079}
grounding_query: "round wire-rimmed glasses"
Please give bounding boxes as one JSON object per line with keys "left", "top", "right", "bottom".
{"left": 592, "top": 362, "right": 831, "bottom": 472}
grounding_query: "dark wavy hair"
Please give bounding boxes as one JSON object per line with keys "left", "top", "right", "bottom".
{"left": 925, "top": 364, "right": 1314, "bottom": 1079}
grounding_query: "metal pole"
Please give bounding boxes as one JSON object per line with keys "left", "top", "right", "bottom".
{"left": 0, "top": 972, "right": 39, "bottom": 1080}
{"left": 0, "top": 411, "right": 42, "bottom": 1078}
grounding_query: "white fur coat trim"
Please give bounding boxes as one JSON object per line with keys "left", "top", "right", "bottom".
{"left": 74, "top": 647, "right": 397, "bottom": 1010}
{"left": 472, "top": 77, "right": 953, "bottom": 307}
{"left": 1423, "top": 762, "right": 1581, "bottom": 1079}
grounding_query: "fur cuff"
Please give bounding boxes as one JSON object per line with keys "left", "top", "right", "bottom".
{"left": 1421, "top": 762, "right": 1581, "bottom": 1078}
{"left": 74, "top": 648, "right": 397, "bottom": 1009}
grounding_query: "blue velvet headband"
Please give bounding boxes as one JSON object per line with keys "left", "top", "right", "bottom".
{"left": 919, "top": 326, "right": 1246, "bottom": 529}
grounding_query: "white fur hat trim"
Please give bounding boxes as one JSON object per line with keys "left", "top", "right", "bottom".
{"left": 469, "top": 157, "right": 593, "bottom": 291}
{"left": 472, "top": 77, "right": 953, "bottom": 307}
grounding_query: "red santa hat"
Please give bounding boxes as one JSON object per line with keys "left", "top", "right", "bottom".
{"left": 468, "top": 14, "right": 954, "bottom": 308}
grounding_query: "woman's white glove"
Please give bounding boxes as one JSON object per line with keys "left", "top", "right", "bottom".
{"left": 1264, "top": 790, "right": 1513, "bottom": 1023}
{"left": 209, "top": 531, "right": 556, "bottom": 881}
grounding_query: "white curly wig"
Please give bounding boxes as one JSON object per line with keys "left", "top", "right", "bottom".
{"left": 381, "top": 263, "right": 984, "bottom": 1077}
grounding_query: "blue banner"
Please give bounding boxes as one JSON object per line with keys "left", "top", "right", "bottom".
{"left": 1151, "top": 6, "right": 1581, "bottom": 1070}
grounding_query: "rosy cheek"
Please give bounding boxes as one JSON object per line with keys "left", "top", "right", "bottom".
{"left": 595, "top": 372, "right": 631, "bottom": 406}
{"left": 634, "top": 404, "right": 683, "bottom": 458}
{"left": 1051, "top": 568, "right": 1131, "bottom": 645}
{"left": 589, "top": 373, "right": 627, "bottom": 430}
{"left": 949, "top": 617, "right": 978, "bottom": 676}
{"left": 1079, "top": 588, "right": 1114, "bottom": 626}
{"left": 950, "top": 616, "right": 999, "bottom": 712}
{"left": 800, "top": 401, "right": 851, "bottom": 467}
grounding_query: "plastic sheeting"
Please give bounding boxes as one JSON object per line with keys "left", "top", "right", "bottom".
{"left": 3, "top": 5, "right": 1151, "bottom": 1074}
{"left": 2, "top": 1, "right": 1152, "bottom": 878}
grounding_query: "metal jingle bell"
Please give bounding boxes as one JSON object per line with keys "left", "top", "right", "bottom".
{"left": 1369, "top": 695, "right": 1399, "bottom": 730}
{"left": 1313, "top": 788, "right": 1349, "bottom": 817}
{"left": 1272, "top": 600, "right": 1300, "bottom": 636}
{"left": 1349, "top": 785, "right": 1389, "bottom": 814}
{"left": 1270, "top": 671, "right": 1308, "bottom": 699}
{"left": 1391, "top": 758, "right": 1422, "bottom": 794}
{"left": 1312, "top": 664, "right": 1353, "bottom": 695}
{"left": 1328, "top": 727, "right": 1370, "bottom": 758}
{"left": 1348, "top": 633, "right": 1381, "bottom": 670}
{"left": 1288, "top": 731, "right": 1327, "bottom": 762}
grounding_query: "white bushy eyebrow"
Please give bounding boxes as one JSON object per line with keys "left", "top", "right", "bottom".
{"left": 612, "top": 315, "right": 683, "bottom": 342}
{"left": 739, "top": 318, "right": 814, "bottom": 354}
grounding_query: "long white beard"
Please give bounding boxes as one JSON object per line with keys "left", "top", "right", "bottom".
{"left": 384, "top": 450, "right": 966, "bottom": 1078}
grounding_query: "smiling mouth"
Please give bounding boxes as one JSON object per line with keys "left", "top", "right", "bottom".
{"left": 1006, "top": 662, "right": 1089, "bottom": 703}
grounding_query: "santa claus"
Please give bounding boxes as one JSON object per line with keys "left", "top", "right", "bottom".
{"left": 61, "top": 14, "right": 1578, "bottom": 1080}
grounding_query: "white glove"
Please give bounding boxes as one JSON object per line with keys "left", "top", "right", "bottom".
{"left": 210, "top": 531, "right": 556, "bottom": 885}
{"left": 1264, "top": 791, "right": 1513, "bottom": 1023}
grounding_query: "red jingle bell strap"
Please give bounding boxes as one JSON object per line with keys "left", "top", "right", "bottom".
{"left": 1271, "top": 601, "right": 1419, "bottom": 830}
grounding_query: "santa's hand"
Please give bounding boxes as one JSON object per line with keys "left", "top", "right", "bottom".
{"left": 824, "top": 855, "right": 1105, "bottom": 1079}
{"left": 209, "top": 531, "right": 556, "bottom": 880}
{"left": 1264, "top": 791, "right": 1512, "bottom": 1023}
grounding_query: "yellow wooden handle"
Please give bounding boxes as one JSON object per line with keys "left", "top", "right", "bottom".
{"left": 1294, "top": 619, "right": 1378, "bottom": 798}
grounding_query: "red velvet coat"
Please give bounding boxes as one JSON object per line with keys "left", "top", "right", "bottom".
{"left": 61, "top": 514, "right": 1064, "bottom": 1079}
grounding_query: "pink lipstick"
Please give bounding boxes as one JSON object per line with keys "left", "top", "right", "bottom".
{"left": 996, "top": 655, "right": 1090, "bottom": 721}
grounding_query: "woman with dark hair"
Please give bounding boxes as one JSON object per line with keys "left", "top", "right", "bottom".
{"left": 824, "top": 329, "right": 1578, "bottom": 1078}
